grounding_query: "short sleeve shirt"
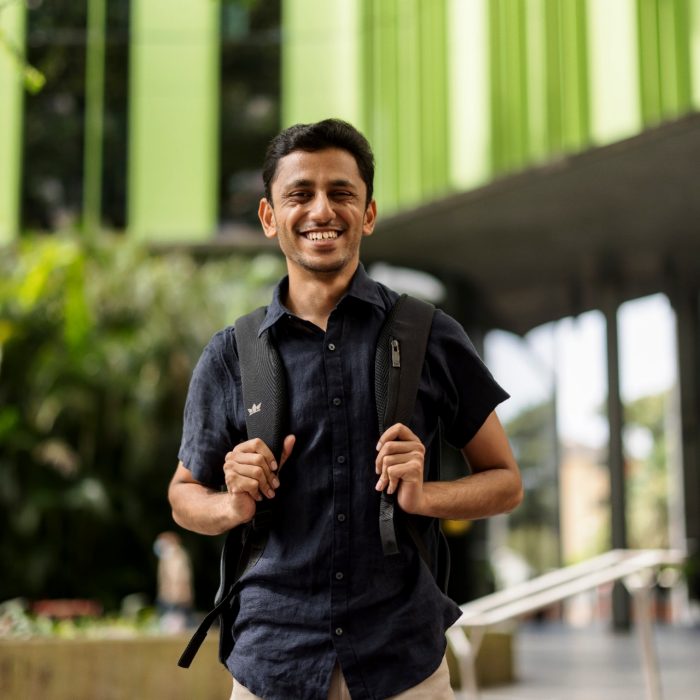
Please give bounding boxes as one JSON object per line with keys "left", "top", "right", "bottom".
{"left": 178, "top": 264, "right": 509, "bottom": 700}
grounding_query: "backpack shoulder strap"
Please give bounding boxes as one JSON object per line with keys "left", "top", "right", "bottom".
{"left": 375, "top": 294, "right": 435, "bottom": 557}
{"left": 235, "top": 307, "right": 288, "bottom": 464}
{"left": 178, "top": 307, "right": 286, "bottom": 669}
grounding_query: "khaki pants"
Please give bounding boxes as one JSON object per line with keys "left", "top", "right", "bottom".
{"left": 230, "top": 656, "right": 454, "bottom": 700}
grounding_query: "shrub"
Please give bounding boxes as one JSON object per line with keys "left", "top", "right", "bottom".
{"left": 0, "top": 235, "right": 284, "bottom": 610}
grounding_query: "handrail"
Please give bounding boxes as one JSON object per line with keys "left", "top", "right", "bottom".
{"left": 447, "top": 548, "right": 684, "bottom": 700}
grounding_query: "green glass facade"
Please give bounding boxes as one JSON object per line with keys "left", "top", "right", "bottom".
{"left": 283, "top": 0, "right": 700, "bottom": 214}
{"left": 1, "top": 0, "right": 700, "bottom": 240}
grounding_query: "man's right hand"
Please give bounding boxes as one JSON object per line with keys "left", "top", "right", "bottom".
{"left": 223, "top": 434, "right": 296, "bottom": 523}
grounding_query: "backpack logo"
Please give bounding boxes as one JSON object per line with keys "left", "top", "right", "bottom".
{"left": 247, "top": 402, "right": 262, "bottom": 416}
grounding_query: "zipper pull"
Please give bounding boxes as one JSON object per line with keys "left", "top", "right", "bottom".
{"left": 391, "top": 339, "right": 400, "bottom": 368}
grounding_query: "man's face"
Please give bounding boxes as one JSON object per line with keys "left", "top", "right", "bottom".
{"left": 258, "top": 148, "right": 376, "bottom": 277}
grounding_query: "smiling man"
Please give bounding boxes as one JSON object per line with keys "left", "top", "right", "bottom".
{"left": 169, "top": 119, "right": 522, "bottom": 700}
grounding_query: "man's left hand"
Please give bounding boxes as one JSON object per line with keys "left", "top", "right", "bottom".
{"left": 375, "top": 423, "right": 425, "bottom": 514}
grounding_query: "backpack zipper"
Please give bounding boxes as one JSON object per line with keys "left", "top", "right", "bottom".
{"left": 391, "top": 338, "right": 400, "bottom": 368}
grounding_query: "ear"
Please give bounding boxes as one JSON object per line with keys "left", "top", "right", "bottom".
{"left": 362, "top": 200, "right": 377, "bottom": 237}
{"left": 258, "top": 198, "right": 277, "bottom": 239}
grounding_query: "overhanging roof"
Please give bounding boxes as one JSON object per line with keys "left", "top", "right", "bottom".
{"left": 363, "top": 112, "right": 700, "bottom": 336}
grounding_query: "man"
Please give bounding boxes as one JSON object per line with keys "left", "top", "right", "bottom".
{"left": 169, "top": 119, "right": 522, "bottom": 700}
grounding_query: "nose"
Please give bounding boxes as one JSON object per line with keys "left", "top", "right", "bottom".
{"left": 309, "top": 192, "right": 334, "bottom": 222}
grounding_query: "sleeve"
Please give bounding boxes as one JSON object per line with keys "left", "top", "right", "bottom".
{"left": 177, "top": 329, "right": 243, "bottom": 488}
{"left": 427, "top": 310, "right": 510, "bottom": 449}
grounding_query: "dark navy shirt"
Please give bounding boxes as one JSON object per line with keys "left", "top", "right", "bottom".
{"left": 178, "top": 264, "right": 508, "bottom": 700}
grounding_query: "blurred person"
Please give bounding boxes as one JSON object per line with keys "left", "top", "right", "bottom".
{"left": 153, "top": 530, "right": 193, "bottom": 633}
{"left": 168, "top": 119, "right": 522, "bottom": 699}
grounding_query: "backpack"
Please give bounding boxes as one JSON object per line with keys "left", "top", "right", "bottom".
{"left": 178, "top": 294, "right": 449, "bottom": 668}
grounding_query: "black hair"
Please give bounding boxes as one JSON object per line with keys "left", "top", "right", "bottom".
{"left": 262, "top": 118, "right": 375, "bottom": 205}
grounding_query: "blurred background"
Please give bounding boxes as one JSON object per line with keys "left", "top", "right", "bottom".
{"left": 1, "top": 0, "right": 700, "bottom": 696}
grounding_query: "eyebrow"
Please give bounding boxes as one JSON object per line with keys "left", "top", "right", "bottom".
{"left": 285, "top": 178, "right": 357, "bottom": 190}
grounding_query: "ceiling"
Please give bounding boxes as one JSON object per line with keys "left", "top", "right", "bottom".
{"left": 363, "top": 112, "right": 700, "bottom": 335}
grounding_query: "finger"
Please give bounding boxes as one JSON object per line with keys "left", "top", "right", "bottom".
{"left": 378, "top": 451, "right": 423, "bottom": 469}
{"left": 279, "top": 434, "right": 296, "bottom": 469}
{"left": 224, "top": 453, "right": 280, "bottom": 498}
{"left": 236, "top": 437, "right": 279, "bottom": 473}
{"left": 376, "top": 422, "right": 419, "bottom": 451}
{"left": 375, "top": 441, "right": 423, "bottom": 474}
{"left": 231, "top": 439, "right": 280, "bottom": 487}
{"left": 386, "top": 467, "right": 401, "bottom": 495}
{"left": 375, "top": 469, "right": 389, "bottom": 492}
{"left": 227, "top": 473, "right": 265, "bottom": 502}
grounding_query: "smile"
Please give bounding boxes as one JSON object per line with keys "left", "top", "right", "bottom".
{"left": 302, "top": 231, "right": 340, "bottom": 241}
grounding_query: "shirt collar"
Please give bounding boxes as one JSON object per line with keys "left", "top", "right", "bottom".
{"left": 256, "top": 263, "right": 384, "bottom": 336}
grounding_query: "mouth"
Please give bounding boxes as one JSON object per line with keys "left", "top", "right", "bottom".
{"left": 299, "top": 230, "right": 342, "bottom": 241}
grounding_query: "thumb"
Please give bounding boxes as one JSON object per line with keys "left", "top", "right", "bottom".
{"left": 279, "top": 434, "right": 296, "bottom": 469}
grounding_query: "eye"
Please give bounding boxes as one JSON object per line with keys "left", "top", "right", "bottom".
{"left": 331, "top": 191, "right": 355, "bottom": 200}
{"left": 287, "top": 191, "right": 312, "bottom": 201}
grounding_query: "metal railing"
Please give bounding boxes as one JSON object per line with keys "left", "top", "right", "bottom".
{"left": 446, "top": 548, "right": 685, "bottom": 700}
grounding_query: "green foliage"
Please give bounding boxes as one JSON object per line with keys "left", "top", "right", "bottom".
{"left": 625, "top": 392, "right": 670, "bottom": 549}
{"left": 0, "top": 2, "right": 46, "bottom": 94}
{"left": 504, "top": 400, "right": 561, "bottom": 573}
{"left": 0, "top": 235, "right": 284, "bottom": 609}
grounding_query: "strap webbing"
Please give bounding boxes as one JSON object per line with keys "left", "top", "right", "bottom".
{"left": 375, "top": 295, "right": 435, "bottom": 558}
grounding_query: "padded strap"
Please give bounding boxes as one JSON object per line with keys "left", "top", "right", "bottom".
{"left": 179, "top": 308, "right": 286, "bottom": 668}
{"left": 235, "top": 308, "right": 288, "bottom": 464}
{"left": 375, "top": 295, "right": 435, "bottom": 558}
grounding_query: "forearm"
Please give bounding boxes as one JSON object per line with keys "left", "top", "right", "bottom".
{"left": 168, "top": 463, "right": 246, "bottom": 535}
{"left": 413, "top": 467, "right": 523, "bottom": 520}
{"left": 168, "top": 484, "right": 236, "bottom": 536}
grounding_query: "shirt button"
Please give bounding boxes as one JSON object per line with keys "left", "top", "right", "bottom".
{"left": 332, "top": 397, "right": 342, "bottom": 406}
{"left": 328, "top": 343, "right": 336, "bottom": 351}
{"left": 335, "top": 571, "right": 344, "bottom": 580}
{"left": 337, "top": 513, "right": 346, "bottom": 522}
{"left": 337, "top": 455, "right": 346, "bottom": 464}
{"left": 335, "top": 627, "right": 343, "bottom": 636}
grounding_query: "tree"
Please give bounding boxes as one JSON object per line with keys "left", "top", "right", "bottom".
{"left": 0, "top": 235, "right": 284, "bottom": 609}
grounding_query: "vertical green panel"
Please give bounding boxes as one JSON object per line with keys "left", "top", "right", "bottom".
{"left": 510, "top": 0, "right": 529, "bottom": 167}
{"left": 637, "top": 0, "right": 662, "bottom": 122}
{"left": 488, "top": 0, "right": 505, "bottom": 171}
{"left": 575, "top": 0, "right": 591, "bottom": 145}
{"left": 282, "top": 0, "right": 362, "bottom": 127}
{"left": 128, "top": 0, "right": 219, "bottom": 242}
{"left": 447, "top": 0, "right": 491, "bottom": 188}
{"left": 545, "top": 0, "right": 563, "bottom": 154}
{"left": 0, "top": 0, "right": 26, "bottom": 243}
{"left": 83, "top": 0, "right": 107, "bottom": 235}
{"left": 396, "top": 0, "right": 421, "bottom": 206}
{"left": 419, "top": 0, "right": 449, "bottom": 197}
{"left": 525, "top": 0, "right": 549, "bottom": 161}
{"left": 371, "top": 0, "right": 400, "bottom": 212}
{"left": 672, "top": 0, "right": 692, "bottom": 111}
{"left": 560, "top": 0, "right": 590, "bottom": 150}
{"left": 658, "top": 0, "right": 679, "bottom": 115}
{"left": 691, "top": 0, "right": 700, "bottom": 108}
{"left": 490, "top": 0, "right": 529, "bottom": 172}
{"left": 587, "top": 0, "right": 641, "bottom": 143}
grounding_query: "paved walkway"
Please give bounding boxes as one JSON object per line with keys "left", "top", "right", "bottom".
{"left": 469, "top": 622, "right": 700, "bottom": 700}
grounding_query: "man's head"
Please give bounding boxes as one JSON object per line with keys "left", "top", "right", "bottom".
{"left": 262, "top": 119, "right": 375, "bottom": 206}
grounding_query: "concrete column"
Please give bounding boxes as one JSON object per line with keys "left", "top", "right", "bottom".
{"left": 674, "top": 288, "right": 700, "bottom": 587}
{"left": 603, "top": 292, "right": 630, "bottom": 629}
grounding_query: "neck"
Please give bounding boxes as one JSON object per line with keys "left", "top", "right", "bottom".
{"left": 284, "top": 264, "right": 359, "bottom": 331}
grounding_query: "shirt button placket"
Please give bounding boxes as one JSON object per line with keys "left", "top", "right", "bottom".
{"left": 325, "top": 320, "right": 351, "bottom": 656}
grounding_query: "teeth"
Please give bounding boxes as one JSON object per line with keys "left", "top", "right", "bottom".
{"left": 305, "top": 231, "right": 338, "bottom": 241}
